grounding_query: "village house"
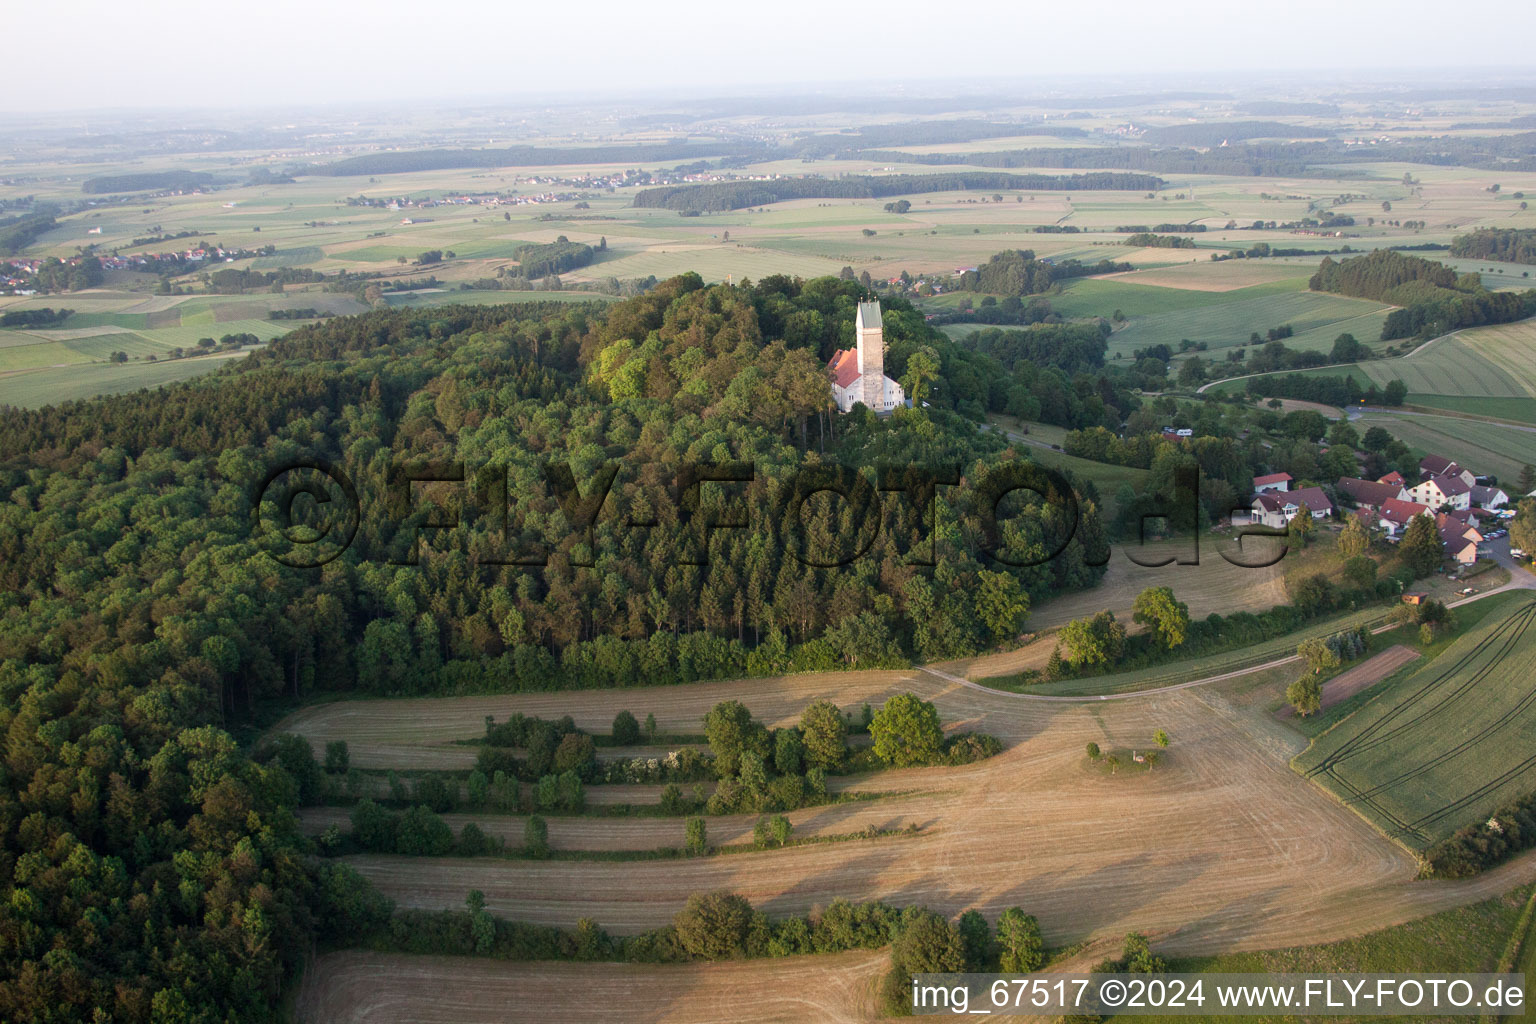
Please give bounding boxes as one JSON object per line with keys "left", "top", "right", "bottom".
{"left": 1252, "top": 472, "right": 1292, "bottom": 494}
{"left": 1377, "top": 497, "right": 1435, "bottom": 540}
{"left": 1407, "top": 473, "right": 1471, "bottom": 511}
{"left": 1335, "top": 476, "right": 1406, "bottom": 510}
{"left": 1470, "top": 484, "right": 1510, "bottom": 509}
{"left": 1419, "top": 455, "right": 1476, "bottom": 488}
{"left": 1437, "top": 513, "right": 1483, "bottom": 565}
{"left": 1246, "top": 486, "right": 1333, "bottom": 528}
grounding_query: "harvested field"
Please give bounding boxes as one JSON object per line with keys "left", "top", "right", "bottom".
{"left": 1110, "top": 261, "right": 1309, "bottom": 292}
{"left": 278, "top": 669, "right": 930, "bottom": 771}
{"left": 313, "top": 678, "right": 1447, "bottom": 947}
{"left": 296, "top": 949, "right": 888, "bottom": 1024}
{"left": 1276, "top": 645, "right": 1422, "bottom": 719}
{"left": 295, "top": 796, "right": 936, "bottom": 851}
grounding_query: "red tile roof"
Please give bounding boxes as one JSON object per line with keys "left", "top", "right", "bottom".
{"left": 828, "top": 349, "right": 860, "bottom": 389}
{"left": 1378, "top": 471, "right": 1406, "bottom": 485}
{"left": 1380, "top": 498, "right": 1433, "bottom": 526}
{"left": 1253, "top": 472, "right": 1292, "bottom": 487}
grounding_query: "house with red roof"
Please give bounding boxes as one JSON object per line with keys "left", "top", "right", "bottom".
{"left": 1377, "top": 497, "right": 1434, "bottom": 539}
{"left": 1252, "top": 472, "right": 1292, "bottom": 494}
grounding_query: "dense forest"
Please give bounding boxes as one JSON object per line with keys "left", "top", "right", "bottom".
{"left": 80, "top": 171, "right": 216, "bottom": 195}
{"left": 631, "top": 173, "right": 1165, "bottom": 212}
{"left": 513, "top": 238, "right": 598, "bottom": 278}
{"left": 0, "top": 275, "right": 1125, "bottom": 1020}
{"left": 1309, "top": 249, "right": 1536, "bottom": 339}
{"left": 1450, "top": 227, "right": 1536, "bottom": 265}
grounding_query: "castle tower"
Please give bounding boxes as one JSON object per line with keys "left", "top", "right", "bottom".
{"left": 855, "top": 301, "right": 884, "bottom": 410}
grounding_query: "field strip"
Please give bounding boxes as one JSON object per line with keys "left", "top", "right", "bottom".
{"left": 1275, "top": 644, "right": 1421, "bottom": 720}
{"left": 296, "top": 948, "right": 889, "bottom": 1024}
{"left": 296, "top": 795, "right": 938, "bottom": 851}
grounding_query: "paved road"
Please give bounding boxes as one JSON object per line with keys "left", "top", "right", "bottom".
{"left": 1195, "top": 325, "right": 1473, "bottom": 396}
{"left": 931, "top": 539, "right": 1536, "bottom": 703}
{"left": 1346, "top": 404, "right": 1536, "bottom": 434}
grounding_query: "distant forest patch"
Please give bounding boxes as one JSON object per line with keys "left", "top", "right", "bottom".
{"left": 81, "top": 170, "right": 214, "bottom": 194}
{"left": 1450, "top": 228, "right": 1536, "bottom": 265}
{"left": 312, "top": 142, "right": 748, "bottom": 177}
{"left": 632, "top": 172, "right": 1165, "bottom": 212}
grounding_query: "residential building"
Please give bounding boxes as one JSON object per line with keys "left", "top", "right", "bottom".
{"left": 1335, "top": 476, "right": 1406, "bottom": 510}
{"left": 1419, "top": 455, "right": 1475, "bottom": 487}
{"left": 1252, "top": 472, "right": 1292, "bottom": 494}
{"left": 1378, "top": 498, "right": 1434, "bottom": 539}
{"left": 1470, "top": 484, "right": 1510, "bottom": 509}
{"left": 1407, "top": 473, "right": 1471, "bottom": 511}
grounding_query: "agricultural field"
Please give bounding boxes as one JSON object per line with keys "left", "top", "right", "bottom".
{"left": 279, "top": 667, "right": 1478, "bottom": 946}
{"left": 1206, "top": 316, "right": 1536, "bottom": 423}
{"left": 0, "top": 287, "right": 366, "bottom": 405}
{"left": 1349, "top": 411, "right": 1536, "bottom": 482}
{"left": 0, "top": 349, "right": 252, "bottom": 408}
{"left": 1298, "top": 596, "right": 1536, "bottom": 848}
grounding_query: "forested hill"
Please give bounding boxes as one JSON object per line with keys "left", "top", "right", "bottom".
{"left": 1308, "top": 249, "right": 1536, "bottom": 339}
{"left": 632, "top": 172, "right": 1164, "bottom": 212}
{"left": 0, "top": 274, "right": 1113, "bottom": 1019}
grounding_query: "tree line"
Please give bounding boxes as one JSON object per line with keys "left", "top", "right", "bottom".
{"left": 1450, "top": 228, "right": 1536, "bottom": 265}
{"left": 632, "top": 173, "right": 1165, "bottom": 212}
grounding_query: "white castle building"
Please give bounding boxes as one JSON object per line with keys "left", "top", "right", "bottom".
{"left": 827, "top": 300, "right": 907, "bottom": 415}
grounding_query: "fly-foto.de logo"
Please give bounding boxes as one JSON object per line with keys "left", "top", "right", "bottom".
{"left": 252, "top": 458, "right": 1290, "bottom": 570}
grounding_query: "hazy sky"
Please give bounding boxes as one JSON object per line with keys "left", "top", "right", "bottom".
{"left": 24, "top": 0, "right": 1536, "bottom": 112}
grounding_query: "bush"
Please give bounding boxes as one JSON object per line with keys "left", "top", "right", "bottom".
{"left": 1425, "top": 790, "right": 1536, "bottom": 877}
{"left": 395, "top": 805, "right": 454, "bottom": 856}
{"left": 764, "top": 773, "right": 806, "bottom": 811}
{"left": 944, "top": 732, "right": 1002, "bottom": 765}
{"left": 324, "top": 740, "right": 350, "bottom": 773}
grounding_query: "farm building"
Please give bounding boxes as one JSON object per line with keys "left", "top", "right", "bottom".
{"left": 828, "top": 301, "right": 907, "bottom": 415}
